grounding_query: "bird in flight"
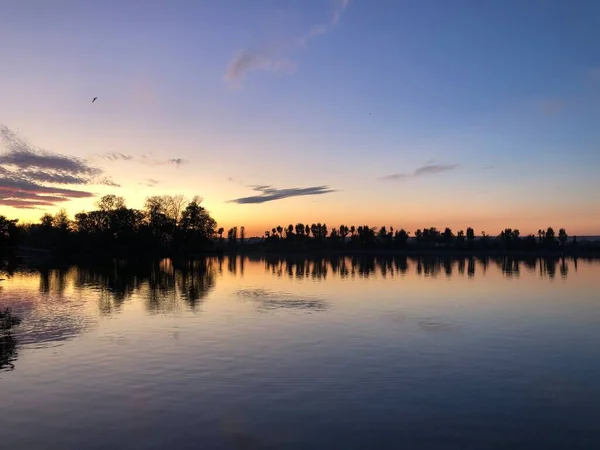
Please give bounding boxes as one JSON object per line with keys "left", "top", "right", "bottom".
{"left": 92, "top": 97, "right": 97, "bottom": 103}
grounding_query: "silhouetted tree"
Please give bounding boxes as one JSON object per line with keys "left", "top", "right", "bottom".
{"left": 394, "top": 228, "right": 410, "bottom": 247}
{"left": 0, "top": 216, "right": 19, "bottom": 248}
{"left": 228, "top": 227, "right": 238, "bottom": 244}
{"left": 538, "top": 229, "right": 545, "bottom": 245}
{"left": 97, "top": 194, "right": 126, "bottom": 212}
{"left": 415, "top": 229, "right": 423, "bottom": 244}
{"left": 466, "top": 227, "right": 475, "bottom": 246}
{"left": 443, "top": 227, "right": 454, "bottom": 246}
{"left": 339, "top": 225, "right": 349, "bottom": 243}
{"left": 378, "top": 226, "right": 388, "bottom": 242}
{"left": 422, "top": 227, "right": 440, "bottom": 245}
{"left": 179, "top": 197, "right": 217, "bottom": 249}
{"left": 545, "top": 227, "right": 556, "bottom": 246}
{"left": 40, "top": 213, "right": 54, "bottom": 228}
{"left": 559, "top": 228, "right": 568, "bottom": 248}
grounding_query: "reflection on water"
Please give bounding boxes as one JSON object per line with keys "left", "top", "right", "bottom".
{"left": 0, "top": 255, "right": 592, "bottom": 346}
{"left": 261, "top": 254, "right": 585, "bottom": 280}
{"left": 1, "top": 255, "right": 599, "bottom": 449}
{"left": 0, "top": 332, "right": 17, "bottom": 372}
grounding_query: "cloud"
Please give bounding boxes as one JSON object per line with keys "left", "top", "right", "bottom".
{"left": 225, "top": 52, "right": 297, "bottom": 87}
{"left": 98, "top": 152, "right": 189, "bottom": 167}
{"left": 100, "top": 152, "right": 134, "bottom": 161}
{"left": 380, "top": 163, "right": 458, "bottom": 181}
{"left": 98, "top": 177, "right": 121, "bottom": 187}
{"left": 483, "top": 165, "right": 496, "bottom": 171}
{"left": 0, "top": 176, "right": 94, "bottom": 209}
{"left": 20, "top": 170, "right": 89, "bottom": 185}
{"left": 225, "top": 0, "right": 350, "bottom": 86}
{"left": 332, "top": 0, "right": 349, "bottom": 25}
{"left": 0, "top": 128, "right": 101, "bottom": 178}
{"left": 168, "top": 158, "right": 188, "bottom": 166}
{"left": 0, "top": 124, "right": 106, "bottom": 209}
{"left": 229, "top": 184, "right": 335, "bottom": 204}
{"left": 146, "top": 178, "right": 159, "bottom": 187}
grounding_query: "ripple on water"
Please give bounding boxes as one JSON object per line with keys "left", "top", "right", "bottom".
{"left": 236, "top": 288, "right": 329, "bottom": 312}
{"left": 418, "top": 318, "right": 461, "bottom": 332}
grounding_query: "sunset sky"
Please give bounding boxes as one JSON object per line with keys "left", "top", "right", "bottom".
{"left": 1, "top": 0, "right": 599, "bottom": 236}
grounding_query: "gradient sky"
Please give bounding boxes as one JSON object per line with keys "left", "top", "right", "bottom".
{"left": 1, "top": 0, "right": 599, "bottom": 236}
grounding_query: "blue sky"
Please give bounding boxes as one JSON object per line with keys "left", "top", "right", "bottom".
{"left": 1, "top": 0, "right": 599, "bottom": 234}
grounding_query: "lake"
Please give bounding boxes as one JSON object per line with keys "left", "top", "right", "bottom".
{"left": 1, "top": 255, "right": 599, "bottom": 449}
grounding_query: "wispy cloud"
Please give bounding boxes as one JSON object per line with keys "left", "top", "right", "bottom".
{"left": 224, "top": 0, "right": 350, "bottom": 87}
{"left": 98, "top": 177, "right": 121, "bottom": 187}
{"left": 100, "top": 152, "right": 134, "bottom": 162}
{"left": 0, "top": 124, "right": 107, "bottom": 209}
{"left": 0, "top": 177, "right": 94, "bottom": 209}
{"left": 225, "top": 52, "right": 298, "bottom": 87}
{"left": 483, "top": 165, "right": 496, "bottom": 171}
{"left": 332, "top": 0, "right": 349, "bottom": 25}
{"left": 168, "top": 158, "right": 188, "bottom": 167}
{"left": 229, "top": 184, "right": 335, "bottom": 204}
{"left": 380, "top": 163, "right": 458, "bottom": 181}
{"left": 146, "top": 178, "right": 159, "bottom": 187}
{"left": 98, "top": 152, "right": 188, "bottom": 167}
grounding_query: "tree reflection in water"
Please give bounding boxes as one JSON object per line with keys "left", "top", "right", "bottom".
{"left": 0, "top": 309, "right": 21, "bottom": 372}
{"left": 70, "top": 258, "right": 217, "bottom": 313}
{"left": 259, "top": 255, "right": 585, "bottom": 281}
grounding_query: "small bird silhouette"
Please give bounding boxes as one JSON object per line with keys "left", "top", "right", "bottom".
{"left": 92, "top": 97, "right": 97, "bottom": 103}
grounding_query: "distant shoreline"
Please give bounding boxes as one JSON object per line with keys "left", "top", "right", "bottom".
{"left": 5, "top": 246, "right": 600, "bottom": 263}
{"left": 227, "top": 248, "right": 600, "bottom": 259}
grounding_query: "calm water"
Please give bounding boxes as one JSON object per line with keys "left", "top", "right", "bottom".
{"left": 1, "top": 256, "right": 599, "bottom": 449}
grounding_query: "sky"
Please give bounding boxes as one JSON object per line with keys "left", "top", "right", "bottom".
{"left": 1, "top": 0, "right": 599, "bottom": 236}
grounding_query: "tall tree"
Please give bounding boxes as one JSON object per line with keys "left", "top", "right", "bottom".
{"left": 558, "top": 228, "right": 568, "bottom": 248}
{"left": 179, "top": 197, "right": 217, "bottom": 246}
{"left": 443, "top": 227, "right": 454, "bottom": 245}
{"left": 466, "top": 227, "right": 475, "bottom": 244}
{"left": 40, "top": 213, "right": 54, "bottom": 228}
{"left": 395, "top": 228, "right": 410, "bottom": 247}
{"left": 96, "top": 194, "right": 126, "bottom": 211}
{"left": 0, "top": 216, "right": 18, "bottom": 247}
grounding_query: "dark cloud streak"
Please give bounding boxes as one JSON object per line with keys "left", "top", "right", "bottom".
{"left": 100, "top": 152, "right": 134, "bottom": 162}
{"left": 229, "top": 185, "right": 335, "bottom": 204}
{"left": 0, "top": 124, "right": 105, "bottom": 209}
{"left": 98, "top": 152, "right": 188, "bottom": 167}
{"left": 380, "top": 164, "right": 458, "bottom": 181}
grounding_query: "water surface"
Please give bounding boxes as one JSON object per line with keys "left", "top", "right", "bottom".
{"left": 1, "top": 256, "right": 599, "bottom": 449}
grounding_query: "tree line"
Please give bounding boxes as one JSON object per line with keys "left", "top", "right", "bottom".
{"left": 0, "top": 195, "right": 597, "bottom": 256}
{"left": 1, "top": 194, "right": 218, "bottom": 256}
{"left": 259, "top": 223, "right": 578, "bottom": 252}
